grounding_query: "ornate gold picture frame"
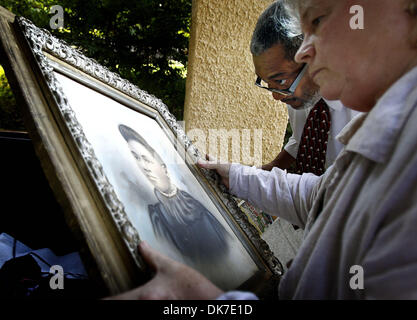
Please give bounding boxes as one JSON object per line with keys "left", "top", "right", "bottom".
{"left": 0, "top": 15, "right": 282, "bottom": 296}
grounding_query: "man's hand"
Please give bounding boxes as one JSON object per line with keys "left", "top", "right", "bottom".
{"left": 105, "top": 241, "right": 224, "bottom": 300}
{"left": 197, "top": 155, "right": 232, "bottom": 189}
{"left": 262, "top": 150, "right": 295, "bottom": 171}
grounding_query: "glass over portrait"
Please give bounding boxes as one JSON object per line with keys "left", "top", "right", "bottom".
{"left": 53, "top": 71, "right": 260, "bottom": 290}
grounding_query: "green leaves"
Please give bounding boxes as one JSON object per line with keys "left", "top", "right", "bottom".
{"left": 0, "top": 66, "right": 24, "bottom": 130}
{"left": 0, "top": 0, "right": 191, "bottom": 127}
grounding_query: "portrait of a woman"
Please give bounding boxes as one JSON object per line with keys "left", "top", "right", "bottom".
{"left": 118, "top": 124, "right": 231, "bottom": 264}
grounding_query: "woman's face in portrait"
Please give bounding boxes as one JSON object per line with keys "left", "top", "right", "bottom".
{"left": 294, "top": 0, "right": 417, "bottom": 111}
{"left": 127, "top": 140, "right": 172, "bottom": 193}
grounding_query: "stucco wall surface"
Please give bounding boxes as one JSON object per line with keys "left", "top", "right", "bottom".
{"left": 184, "top": 0, "right": 288, "bottom": 165}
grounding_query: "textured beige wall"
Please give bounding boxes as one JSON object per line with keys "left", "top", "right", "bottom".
{"left": 184, "top": 0, "right": 288, "bottom": 165}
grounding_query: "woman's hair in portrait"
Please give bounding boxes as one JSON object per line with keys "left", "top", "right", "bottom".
{"left": 118, "top": 124, "right": 165, "bottom": 165}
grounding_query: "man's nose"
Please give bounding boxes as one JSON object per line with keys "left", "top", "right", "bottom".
{"left": 295, "top": 35, "right": 315, "bottom": 64}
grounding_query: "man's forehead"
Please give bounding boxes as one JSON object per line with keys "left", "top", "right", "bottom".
{"left": 282, "top": 0, "right": 322, "bottom": 29}
{"left": 299, "top": 0, "right": 325, "bottom": 20}
{"left": 253, "top": 45, "right": 297, "bottom": 75}
{"left": 284, "top": 0, "right": 314, "bottom": 15}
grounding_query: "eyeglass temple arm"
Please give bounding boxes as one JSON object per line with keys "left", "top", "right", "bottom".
{"left": 287, "top": 64, "right": 308, "bottom": 94}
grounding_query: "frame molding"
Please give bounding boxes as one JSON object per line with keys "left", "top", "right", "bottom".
{"left": 12, "top": 16, "right": 283, "bottom": 292}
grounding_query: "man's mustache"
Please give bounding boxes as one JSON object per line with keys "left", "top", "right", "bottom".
{"left": 282, "top": 97, "right": 303, "bottom": 104}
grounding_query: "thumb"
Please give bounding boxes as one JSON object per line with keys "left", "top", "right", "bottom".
{"left": 197, "top": 159, "right": 220, "bottom": 170}
{"left": 138, "top": 241, "right": 165, "bottom": 272}
{"left": 205, "top": 154, "right": 217, "bottom": 162}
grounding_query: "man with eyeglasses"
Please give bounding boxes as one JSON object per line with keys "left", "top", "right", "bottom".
{"left": 252, "top": 1, "right": 359, "bottom": 174}
{"left": 231, "top": 0, "right": 359, "bottom": 268}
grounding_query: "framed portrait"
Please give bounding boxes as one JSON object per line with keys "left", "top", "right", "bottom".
{"left": 0, "top": 15, "right": 283, "bottom": 296}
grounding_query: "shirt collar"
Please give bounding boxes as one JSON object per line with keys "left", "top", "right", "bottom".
{"left": 337, "top": 65, "right": 417, "bottom": 163}
{"left": 286, "top": 98, "right": 343, "bottom": 112}
{"left": 324, "top": 99, "right": 344, "bottom": 111}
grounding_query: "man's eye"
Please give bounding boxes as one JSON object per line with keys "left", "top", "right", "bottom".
{"left": 275, "top": 79, "right": 288, "bottom": 86}
{"left": 312, "top": 15, "right": 324, "bottom": 27}
{"left": 142, "top": 157, "right": 151, "bottom": 163}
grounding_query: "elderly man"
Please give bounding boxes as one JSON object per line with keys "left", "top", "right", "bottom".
{"left": 249, "top": 1, "right": 358, "bottom": 259}
{"left": 248, "top": 1, "right": 359, "bottom": 262}
{"left": 252, "top": 1, "right": 358, "bottom": 174}
{"left": 110, "top": 0, "right": 417, "bottom": 300}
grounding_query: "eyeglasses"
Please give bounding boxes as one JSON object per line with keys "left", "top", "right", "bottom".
{"left": 255, "top": 63, "right": 308, "bottom": 97}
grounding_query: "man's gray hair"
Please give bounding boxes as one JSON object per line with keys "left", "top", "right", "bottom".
{"left": 282, "top": 0, "right": 305, "bottom": 20}
{"left": 250, "top": 0, "right": 303, "bottom": 60}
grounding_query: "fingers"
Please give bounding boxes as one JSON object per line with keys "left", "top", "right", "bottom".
{"left": 197, "top": 154, "right": 222, "bottom": 169}
{"left": 205, "top": 154, "right": 216, "bottom": 162}
{"left": 197, "top": 159, "right": 217, "bottom": 169}
{"left": 105, "top": 241, "right": 224, "bottom": 300}
{"left": 107, "top": 243, "right": 173, "bottom": 300}
{"left": 197, "top": 156, "right": 212, "bottom": 168}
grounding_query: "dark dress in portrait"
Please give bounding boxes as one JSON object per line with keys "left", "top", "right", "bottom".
{"left": 148, "top": 189, "right": 230, "bottom": 262}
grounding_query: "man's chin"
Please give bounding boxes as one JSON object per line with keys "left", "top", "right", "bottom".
{"left": 283, "top": 98, "right": 308, "bottom": 110}
{"left": 285, "top": 93, "right": 321, "bottom": 111}
{"left": 288, "top": 102, "right": 310, "bottom": 110}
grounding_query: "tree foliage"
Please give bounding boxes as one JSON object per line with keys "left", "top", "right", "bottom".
{"left": 0, "top": 0, "right": 191, "bottom": 130}
{"left": 0, "top": 66, "right": 24, "bottom": 130}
